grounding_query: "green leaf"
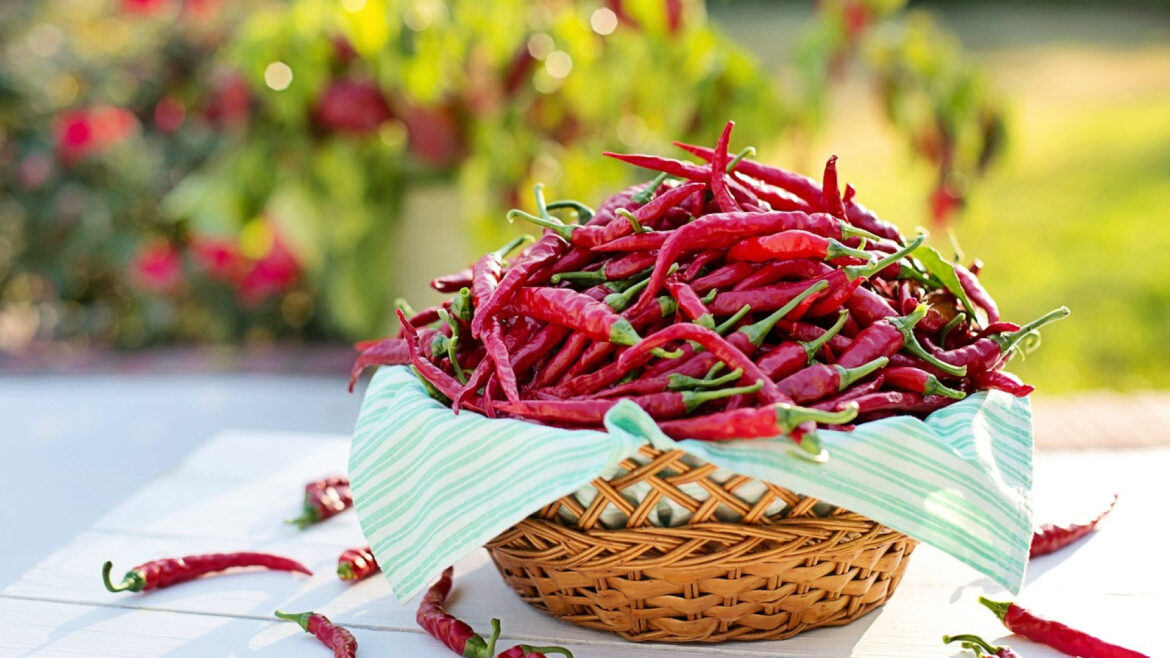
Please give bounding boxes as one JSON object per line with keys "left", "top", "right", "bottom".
{"left": 912, "top": 244, "right": 986, "bottom": 326}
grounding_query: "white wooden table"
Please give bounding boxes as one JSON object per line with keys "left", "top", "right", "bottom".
{"left": 2, "top": 431, "right": 1164, "bottom": 657}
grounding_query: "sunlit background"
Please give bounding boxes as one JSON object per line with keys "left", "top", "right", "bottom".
{"left": 0, "top": 0, "right": 1166, "bottom": 391}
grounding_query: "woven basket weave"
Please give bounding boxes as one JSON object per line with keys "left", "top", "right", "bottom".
{"left": 485, "top": 445, "right": 917, "bottom": 643}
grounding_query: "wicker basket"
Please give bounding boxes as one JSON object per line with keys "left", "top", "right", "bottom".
{"left": 485, "top": 445, "right": 917, "bottom": 643}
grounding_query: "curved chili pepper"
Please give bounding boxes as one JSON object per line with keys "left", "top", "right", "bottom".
{"left": 802, "top": 234, "right": 927, "bottom": 318}
{"left": 942, "top": 633, "right": 1020, "bottom": 657}
{"left": 1031, "top": 494, "right": 1117, "bottom": 558}
{"left": 666, "top": 278, "right": 715, "bottom": 328}
{"left": 811, "top": 374, "right": 886, "bottom": 412}
{"left": 504, "top": 287, "right": 641, "bottom": 345}
{"left": 400, "top": 309, "right": 465, "bottom": 401}
{"left": 603, "top": 151, "right": 761, "bottom": 206}
{"left": 882, "top": 366, "right": 965, "bottom": 399}
{"left": 288, "top": 476, "right": 352, "bottom": 529}
{"left": 732, "top": 171, "right": 816, "bottom": 213}
{"left": 691, "top": 262, "right": 757, "bottom": 293}
{"left": 550, "top": 250, "right": 656, "bottom": 285}
{"left": 275, "top": 610, "right": 357, "bottom": 658}
{"left": 776, "top": 357, "right": 889, "bottom": 403}
{"left": 589, "top": 230, "right": 670, "bottom": 252}
{"left": 496, "top": 645, "right": 573, "bottom": 658}
{"left": 531, "top": 331, "right": 592, "bottom": 388}
{"left": 102, "top": 552, "right": 311, "bottom": 593}
{"left": 431, "top": 268, "right": 474, "bottom": 293}
{"left": 836, "top": 303, "right": 967, "bottom": 377}
{"left": 955, "top": 261, "right": 1000, "bottom": 322}
{"left": 820, "top": 155, "right": 847, "bottom": 219}
{"left": 417, "top": 567, "right": 495, "bottom": 657}
{"left": 496, "top": 381, "right": 762, "bottom": 425}
{"left": 393, "top": 305, "right": 443, "bottom": 337}
{"left": 617, "top": 323, "right": 789, "bottom": 403}
{"left": 732, "top": 258, "right": 832, "bottom": 291}
{"left": 933, "top": 307, "right": 1070, "bottom": 375}
{"left": 758, "top": 310, "right": 850, "bottom": 380}
{"left": 672, "top": 141, "right": 824, "bottom": 208}
{"left": 973, "top": 369, "right": 1034, "bottom": 397}
{"left": 337, "top": 546, "right": 379, "bottom": 583}
{"left": 728, "top": 229, "right": 873, "bottom": 263}
{"left": 849, "top": 391, "right": 954, "bottom": 417}
{"left": 681, "top": 248, "right": 724, "bottom": 282}
{"left": 979, "top": 597, "right": 1148, "bottom": 658}
{"left": 349, "top": 337, "right": 410, "bottom": 391}
{"left": 709, "top": 121, "right": 740, "bottom": 213}
{"left": 656, "top": 401, "right": 858, "bottom": 447}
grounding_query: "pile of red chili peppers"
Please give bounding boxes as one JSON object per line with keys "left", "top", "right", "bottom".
{"left": 352, "top": 121, "right": 1067, "bottom": 450}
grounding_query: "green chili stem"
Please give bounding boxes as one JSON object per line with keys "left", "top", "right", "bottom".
{"left": 545, "top": 200, "right": 595, "bottom": 222}
{"left": 286, "top": 506, "right": 320, "bottom": 530}
{"left": 393, "top": 297, "right": 417, "bottom": 317}
{"left": 605, "top": 276, "right": 652, "bottom": 311}
{"left": 274, "top": 610, "right": 313, "bottom": 632}
{"left": 631, "top": 172, "right": 671, "bottom": 205}
{"left": 483, "top": 618, "right": 502, "bottom": 657}
{"left": 682, "top": 380, "right": 764, "bottom": 412}
{"left": 616, "top": 208, "right": 649, "bottom": 233}
{"left": 493, "top": 234, "right": 533, "bottom": 259}
{"left": 846, "top": 233, "right": 926, "bottom": 281}
{"left": 101, "top": 561, "right": 144, "bottom": 593}
{"left": 840, "top": 224, "right": 882, "bottom": 241}
{"left": 714, "top": 304, "right": 751, "bottom": 335}
{"left": 925, "top": 374, "right": 966, "bottom": 399}
{"left": 668, "top": 367, "right": 743, "bottom": 391}
{"left": 410, "top": 365, "right": 451, "bottom": 403}
{"left": 520, "top": 646, "right": 573, "bottom": 658}
{"left": 943, "top": 634, "right": 1001, "bottom": 656}
{"left": 992, "top": 306, "right": 1070, "bottom": 355}
{"left": 337, "top": 562, "right": 356, "bottom": 581}
{"left": 726, "top": 146, "right": 756, "bottom": 172}
{"left": 776, "top": 400, "right": 859, "bottom": 432}
{"left": 826, "top": 239, "right": 875, "bottom": 262}
{"left": 977, "top": 596, "right": 1012, "bottom": 623}
{"left": 834, "top": 356, "right": 889, "bottom": 390}
{"left": 694, "top": 314, "right": 716, "bottom": 330}
{"left": 739, "top": 279, "right": 829, "bottom": 347}
{"left": 939, "top": 311, "right": 967, "bottom": 345}
{"left": 506, "top": 209, "right": 574, "bottom": 242}
{"left": 551, "top": 269, "right": 606, "bottom": 285}
{"left": 802, "top": 310, "right": 849, "bottom": 360}
{"left": 533, "top": 183, "right": 551, "bottom": 219}
{"left": 699, "top": 287, "right": 718, "bottom": 305}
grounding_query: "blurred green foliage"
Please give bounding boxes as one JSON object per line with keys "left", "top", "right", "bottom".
{"left": 0, "top": 0, "right": 1002, "bottom": 353}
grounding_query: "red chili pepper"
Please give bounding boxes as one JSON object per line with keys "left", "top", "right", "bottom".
{"left": 275, "top": 610, "right": 358, "bottom": 658}
{"left": 417, "top": 567, "right": 495, "bottom": 656}
{"left": 731, "top": 171, "right": 816, "bottom": 213}
{"left": 496, "top": 381, "right": 761, "bottom": 425}
{"left": 666, "top": 278, "right": 715, "bottom": 328}
{"left": 495, "top": 645, "right": 572, "bottom": 658}
{"left": 550, "top": 250, "right": 657, "bottom": 284}
{"left": 882, "top": 366, "right": 966, "bottom": 399}
{"left": 776, "top": 357, "right": 889, "bottom": 403}
{"left": 471, "top": 232, "right": 567, "bottom": 340}
{"left": 955, "top": 261, "right": 1000, "bottom": 322}
{"left": 431, "top": 267, "right": 474, "bottom": 293}
{"left": 656, "top": 401, "right": 858, "bottom": 447}
{"left": 1030, "top": 494, "right": 1117, "bottom": 558}
{"left": 531, "top": 331, "right": 592, "bottom": 388}
{"left": 478, "top": 318, "right": 521, "bottom": 404}
{"left": 617, "top": 323, "right": 789, "bottom": 403}
{"left": 691, "top": 261, "right": 757, "bottom": 292}
{"left": 731, "top": 258, "right": 832, "bottom": 291}
{"left": 349, "top": 337, "right": 409, "bottom": 391}
{"left": 598, "top": 364, "right": 743, "bottom": 398}
{"left": 728, "top": 229, "right": 873, "bottom": 263}
{"left": 849, "top": 390, "right": 954, "bottom": 417}
{"left": 758, "top": 310, "right": 850, "bottom": 380}
{"left": 811, "top": 374, "right": 886, "bottom": 412}
{"left": 400, "top": 309, "right": 466, "bottom": 401}
{"left": 289, "top": 476, "right": 353, "bottom": 529}
{"left": 504, "top": 287, "right": 641, "bottom": 345}
{"left": 933, "top": 307, "right": 1070, "bottom": 375}
{"left": 589, "top": 229, "right": 669, "bottom": 252}
{"left": 709, "top": 121, "right": 740, "bottom": 213}
{"left": 672, "top": 141, "right": 823, "bottom": 208}
{"left": 835, "top": 303, "right": 968, "bottom": 377}
{"left": 942, "top": 633, "right": 1021, "bottom": 657}
{"left": 102, "top": 552, "right": 311, "bottom": 592}
{"left": 337, "top": 546, "right": 379, "bottom": 582}
{"left": 774, "top": 318, "right": 853, "bottom": 355}
{"left": 845, "top": 285, "right": 899, "bottom": 326}
{"left": 842, "top": 183, "right": 904, "bottom": 243}
{"left": 681, "top": 248, "right": 723, "bottom": 282}
{"left": 979, "top": 597, "right": 1149, "bottom": 658}
{"left": 603, "top": 151, "right": 761, "bottom": 205}
{"left": 821, "top": 155, "right": 848, "bottom": 219}
{"left": 974, "top": 369, "right": 1035, "bottom": 397}
{"left": 393, "top": 305, "right": 443, "bottom": 337}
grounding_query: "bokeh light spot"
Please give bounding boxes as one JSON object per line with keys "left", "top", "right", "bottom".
{"left": 544, "top": 51, "right": 572, "bottom": 79}
{"left": 527, "top": 33, "right": 554, "bottom": 60}
{"left": 340, "top": 0, "right": 367, "bottom": 12}
{"left": 263, "top": 62, "right": 293, "bottom": 91}
{"left": 590, "top": 8, "right": 618, "bottom": 36}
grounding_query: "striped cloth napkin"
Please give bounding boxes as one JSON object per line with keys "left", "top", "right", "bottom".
{"left": 350, "top": 365, "right": 1033, "bottom": 601}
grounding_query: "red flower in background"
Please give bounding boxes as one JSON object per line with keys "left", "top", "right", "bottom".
{"left": 55, "top": 106, "right": 137, "bottom": 165}
{"left": 398, "top": 101, "right": 465, "bottom": 167}
{"left": 122, "top": 0, "right": 168, "bottom": 13}
{"left": 132, "top": 242, "right": 183, "bottom": 293}
{"left": 204, "top": 73, "right": 251, "bottom": 129}
{"left": 190, "top": 236, "right": 243, "bottom": 281}
{"left": 154, "top": 96, "right": 186, "bottom": 134}
{"left": 930, "top": 182, "right": 965, "bottom": 228}
{"left": 238, "top": 234, "right": 299, "bottom": 306}
{"left": 313, "top": 79, "right": 393, "bottom": 136}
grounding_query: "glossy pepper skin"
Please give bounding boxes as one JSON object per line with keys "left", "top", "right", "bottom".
{"left": 102, "top": 553, "right": 311, "bottom": 593}
{"left": 349, "top": 337, "right": 409, "bottom": 391}
{"left": 289, "top": 477, "right": 353, "bottom": 529}
{"left": 275, "top": 610, "right": 358, "bottom": 658}
{"left": 655, "top": 401, "right": 859, "bottom": 447}
{"left": 495, "top": 381, "right": 761, "bottom": 425}
{"left": 979, "top": 597, "right": 1149, "bottom": 658}
{"left": 934, "top": 307, "right": 1070, "bottom": 375}
{"left": 504, "top": 287, "right": 641, "bottom": 346}
{"left": 1030, "top": 494, "right": 1117, "bottom": 558}
{"left": 775, "top": 357, "right": 889, "bottom": 404}
{"left": 337, "top": 546, "right": 379, "bottom": 582}
{"left": 417, "top": 567, "right": 492, "bottom": 657}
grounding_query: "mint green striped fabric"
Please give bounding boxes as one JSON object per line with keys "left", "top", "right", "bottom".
{"left": 350, "top": 366, "right": 1033, "bottom": 601}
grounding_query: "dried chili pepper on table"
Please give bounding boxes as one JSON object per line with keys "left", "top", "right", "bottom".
{"left": 1030, "top": 494, "right": 1118, "bottom": 558}
{"left": 289, "top": 476, "right": 353, "bottom": 529}
{"left": 495, "top": 645, "right": 572, "bottom": 658}
{"left": 942, "top": 633, "right": 1021, "bottom": 657}
{"left": 979, "top": 597, "right": 1149, "bottom": 658}
{"left": 275, "top": 610, "right": 358, "bottom": 658}
{"left": 337, "top": 546, "right": 379, "bottom": 582}
{"left": 417, "top": 567, "right": 573, "bottom": 658}
{"left": 102, "top": 552, "right": 311, "bottom": 592}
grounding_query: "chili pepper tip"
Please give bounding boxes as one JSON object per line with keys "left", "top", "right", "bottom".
{"left": 101, "top": 560, "right": 145, "bottom": 593}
